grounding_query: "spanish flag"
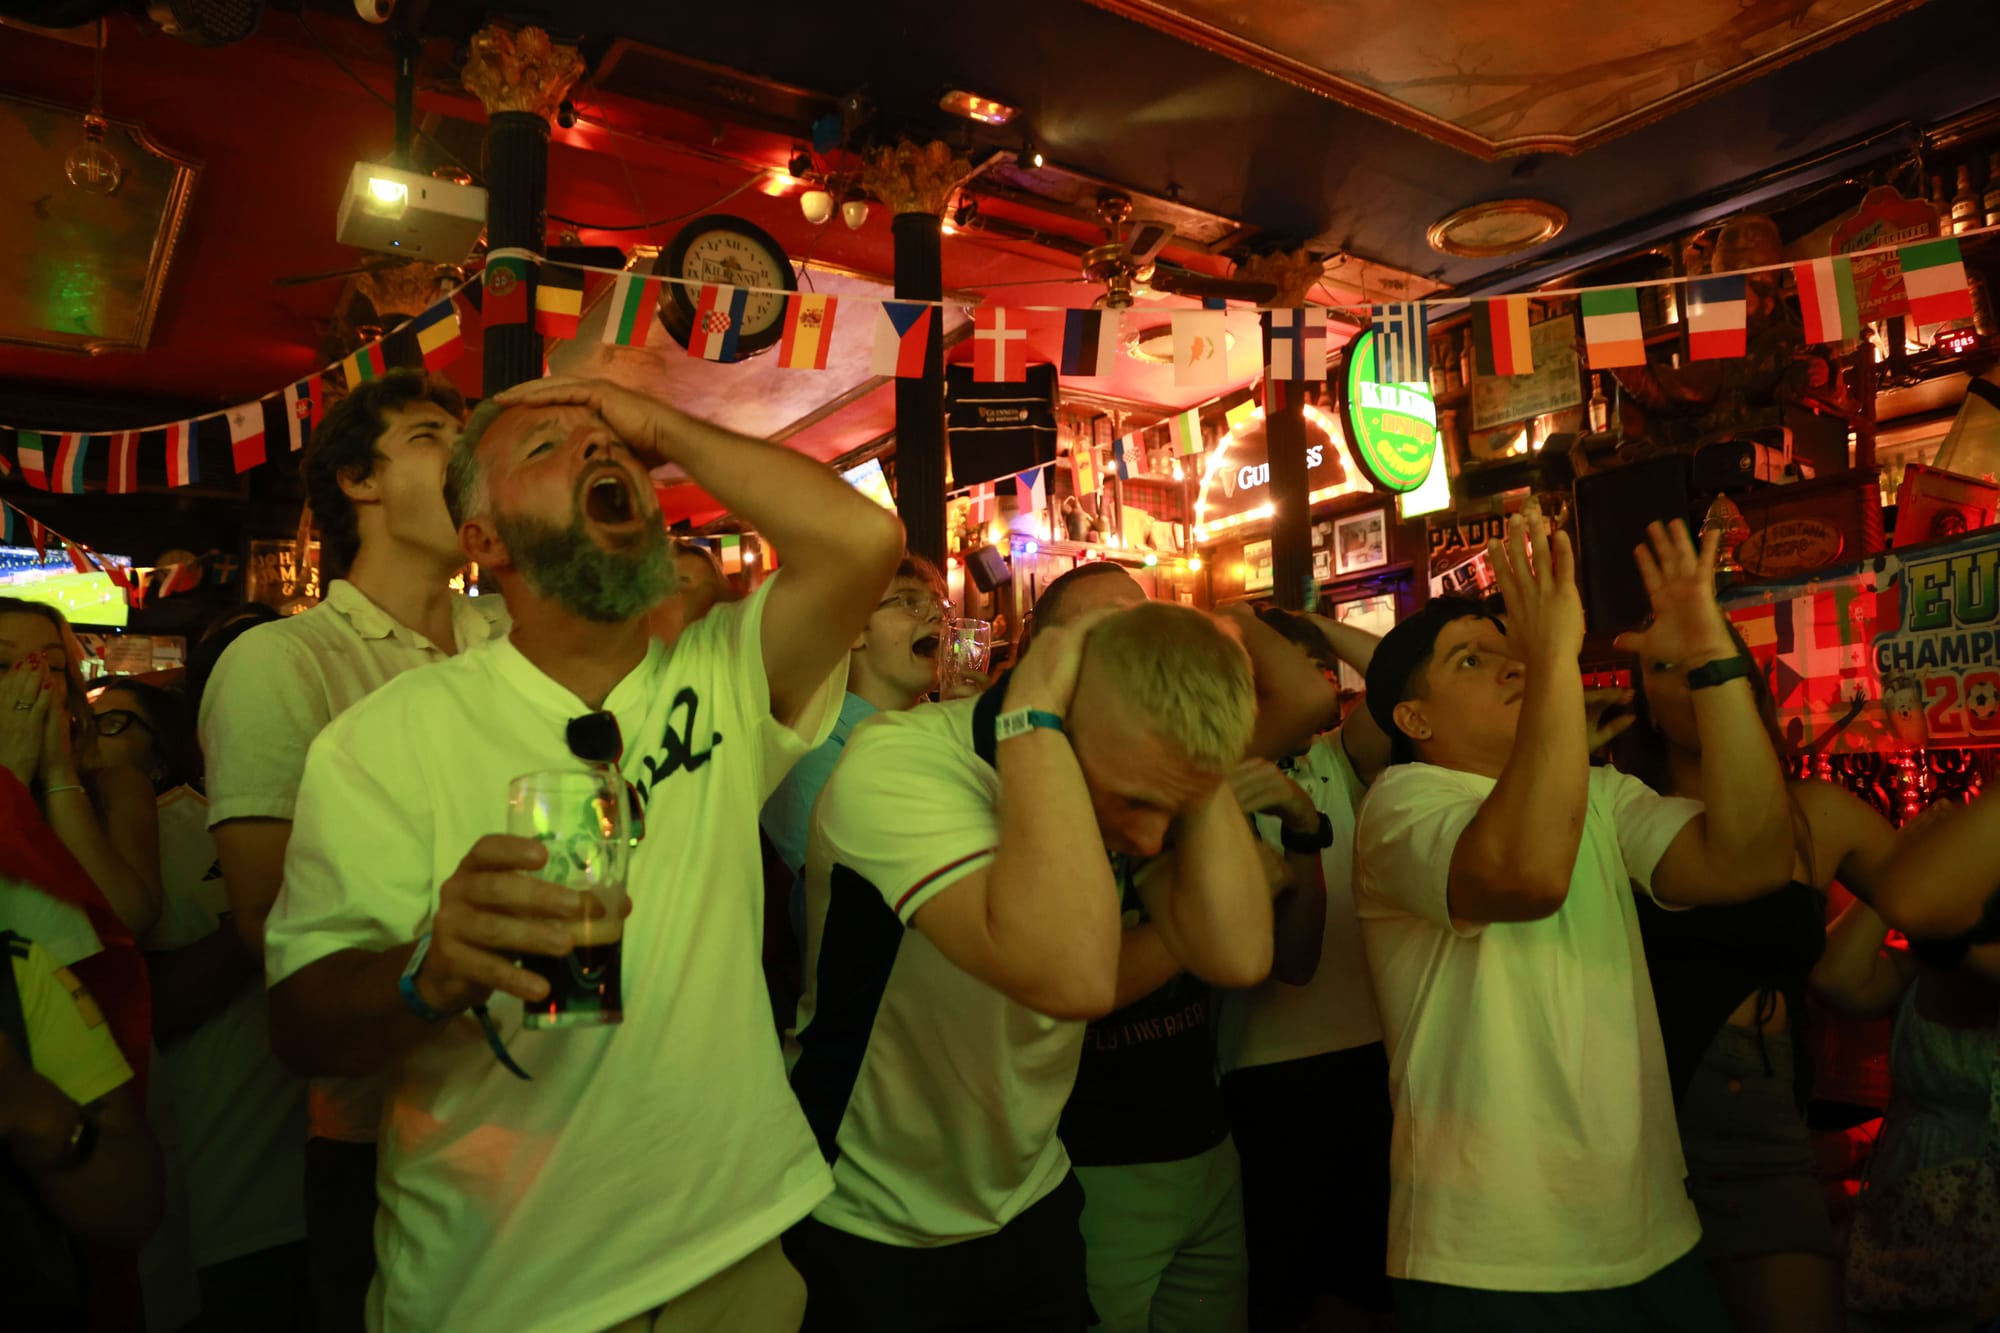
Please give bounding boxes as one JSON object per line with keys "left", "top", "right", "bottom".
{"left": 779, "top": 294, "right": 839, "bottom": 370}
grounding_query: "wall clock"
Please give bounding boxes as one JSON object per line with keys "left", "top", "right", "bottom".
{"left": 652, "top": 214, "right": 796, "bottom": 360}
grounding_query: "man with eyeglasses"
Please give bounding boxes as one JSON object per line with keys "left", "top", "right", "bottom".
{"left": 260, "top": 376, "right": 904, "bottom": 1333}
{"left": 761, "top": 555, "right": 948, "bottom": 981}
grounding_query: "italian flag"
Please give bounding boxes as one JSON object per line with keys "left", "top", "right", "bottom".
{"left": 1580, "top": 288, "right": 1646, "bottom": 368}
{"left": 601, "top": 273, "right": 656, "bottom": 348}
{"left": 1793, "top": 257, "right": 1859, "bottom": 345}
{"left": 1898, "top": 238, "right": 1975, "bottom": 325}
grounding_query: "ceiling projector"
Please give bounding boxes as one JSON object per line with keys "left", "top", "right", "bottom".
{"left": 337, "top": 162, "right": 487, "bottom": 259}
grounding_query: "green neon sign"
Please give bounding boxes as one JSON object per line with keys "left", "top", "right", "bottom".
{"left": 1341, "top": 330, "right": 1439, "bottom": 493}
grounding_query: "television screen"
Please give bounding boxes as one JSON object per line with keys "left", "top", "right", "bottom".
{"left": 0, "top": 546, "right": 131, "bottom": 628}
{"left": 842, "top": 458, "right": 896, "bottom": 511}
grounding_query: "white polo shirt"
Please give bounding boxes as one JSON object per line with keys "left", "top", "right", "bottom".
{"left": 793, "top": 689, "right": 1084, "bottom": 1247}
{"left": 1222, "top": 729, "right": 1383, "bottom": 1072}
{"left": 265, "top": 577, "right": 841, "bottom": 1333}
{"left": 200, "top": 578, "right": 506, "bottom": 1145}
{"left": 1354, "top": 761, "right": 1704, "bottom": 1293}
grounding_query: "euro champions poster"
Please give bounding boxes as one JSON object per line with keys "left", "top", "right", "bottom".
{"left": 1721, "top": 524, "right": 2000, "bottom": 754}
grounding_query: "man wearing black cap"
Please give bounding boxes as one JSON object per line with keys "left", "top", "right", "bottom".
{"left": 1353, "top": 512, "right": 1793, "bottom": 1331}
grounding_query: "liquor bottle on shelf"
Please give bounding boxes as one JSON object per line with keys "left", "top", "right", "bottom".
{"left": 1951, "top": 164, "right": 1982, "bottom": 236}
{"left": 1443, "top": 333, "right": 1463, "bottom": 394}
{"left": 1931, "top": 175, "right": 1954, "bottom": 236}
{"left": 1588, "top": 374, "right": 1610, "bottom": 433}
{"left": 1429, "top": 341, "right": 1447, "bottom": 396}
{"left": 1457, "top": 329, "right": 1474, "bottom": 388}
{"left": 1985, "top": 150, "right": 2000, "bottom": 228}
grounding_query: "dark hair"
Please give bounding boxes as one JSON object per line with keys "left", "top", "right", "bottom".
{"left": 184, "top": 602, "right": 282, "bottom": 724}
{"left": 0, "top": 595, "right": 93, "bottom": 756}
{"left": 1363, "top": 596, "right": 1504, "bottom": 766}
{"left": 1019, "top": 562, "right": 1135, "bottom": 656}
{"left": 305, "top": 370, "right": 465, "bottom": 581}
{"left": 895, "top": 554, "right": 946, "bottom": 598}
{"left": 92, "top": 677, "right": 191, "bottom": 792}
{"left": 1253, "top": 605, "right": 1336, "bottom": 672}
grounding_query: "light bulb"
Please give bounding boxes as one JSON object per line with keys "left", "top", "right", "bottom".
{"left": 1188, "top": 556, "right": 1203, "bottom": 572}
{"left": 842, "top": 198, "right": 870, "bottom": 229}
{"left": 64, "top": 115, "right": 122, "bottom": 196}
{"left": 799, "top": 189, "right": 834, "bottom": 225}
{"left": 1143, "top": 553, "right": 1159, "bottom": 567}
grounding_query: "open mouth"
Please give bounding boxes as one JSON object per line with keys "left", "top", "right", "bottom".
{"left": 581, "top": 469, "right": 641, "bottom": 528}
{"left": 911, "top": 634, "right": 940, "bottom": 660}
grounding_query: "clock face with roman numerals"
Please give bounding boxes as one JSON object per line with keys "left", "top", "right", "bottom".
{"left": 654, "top": 215, "right": 797, "bottom": 361}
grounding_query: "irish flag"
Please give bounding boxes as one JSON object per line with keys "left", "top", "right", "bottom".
{"left": 1899, "top": 238, "right": 1975, "bottom": 325}
{"left": 1580, "top": 288, "right": 1646, "bottom": 368}
{"left": 601, "top": 273, "right": 657, "bottom": 348}
{"left": 778, "top": 293, "right": 838, "bottom": 370}
{"left": 1793, "top": 257, "right": 1860, "bottom": 345}
{"left": 1686, "top": 276, "right": 1748, "bottom": 361}
{"left": 1472, "top": 295, "right": 1533, "bottom": 377}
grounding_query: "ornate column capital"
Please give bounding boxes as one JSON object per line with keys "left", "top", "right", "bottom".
{"left": 1233, "top": 249, "right": 1326, "bottom": 310}
{"left": 461, "top": 25, "right": 584, "bottom": 124}
{"left": 859, "top": 139, "right": 971, "bottom": 217}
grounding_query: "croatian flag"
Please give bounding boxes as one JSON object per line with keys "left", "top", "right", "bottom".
{"left": 166, "top": 421, "right": 200, "bottom": 487}
{"left": 972, "top": 306, "right": 1030, "bottom": 383}
{"left": 1059, "top": 309, "right": 1121, "bottom": 377}
{"left": 1371, "top": 303, "right": 1429, "bottom": 385}
{"left": 283, "top": 378, "right": 324, "bottom": 453}
{"left": 687, "top": 283, "right": 750, "bottom": 362}
{"left": 872, "top": 302, "right": 934, "bottom": 378}
{"left": 1686, "top": 276, "right": 1748, "bottom": 361}
{"left": 225, "top": 402, "right": 267, "bottom": 474}
{"left": 1261, "top": 307, "right": 1328, "bottom": 382}
{"left": 52, "top": 433, "right": 89, "bottom": 494}
{"left": 108, "top": 431, "right": 139, "bottom": 494}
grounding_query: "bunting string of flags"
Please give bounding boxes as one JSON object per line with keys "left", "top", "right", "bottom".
{"left": 0, "top": 493, "right": 193, "bottom": 607}
{"left": 2, "top": 225, "right": 1989, "bottom": 498}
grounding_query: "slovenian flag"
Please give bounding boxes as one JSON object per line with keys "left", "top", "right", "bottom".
{"left": 534, "top": 265, "right": 584, "bottom": 340}
{"left": 1686, "top": 276, "right": 1748, "bottom": 361}
{"left": 1060, "top": 309, "right": 1121, "bottom": 377}
{"left": 1899, "top": 238, "right": 1975, "bottom": 325}
{"left": 17, "top": 432, "right": 49, "bottom": 490}
{"left": 1580, "top": 288, "right": 1646, "bottom": 368}
{"left": 52, "top": 433, "right": 88, "bottom": 494}
{"left": 484, "top": 255, "right": 529, "bottom": 326}
{"left": 108, "top": 431, "right": 138, "bottom": 494}
{"left": 1472, "top": 296, "right": 1534, "bottom": 377}
{"left": 1370, "top": 303, "right": 1428, "bottom": 385}
{"left": 341, "top": 342, "right": 387, "bottom": 389}
{"left": 602, "top": 274, "right": 657, "bottom": 348}
{"left": 687, "top": 283, "right": 750, "bottom": 362}
{"left": 226, "top": 402, "right": 267, "bottom": 474}
{"left": 283, "top": 378, "right": 324, "bottom": 453}
{"left": 1794, "top": 257, "right": 1860, "bottom": 346}
{"left": 778, "top": 293, "right": 838, "bottom": 370}
{"left": 872, "top": 302, "right": 934, "bottom": 378}
{"left": 166, "top": 421, "right": 200, "bottom": 487}
{"left": 1168, "top": 407, "right": 1203, "bottom": 456}
{"left": 1262, "top": 307, "right": 1328, "bottom": 382}
{"left": 412, "top": 298, "right": 464, "bottom": 369}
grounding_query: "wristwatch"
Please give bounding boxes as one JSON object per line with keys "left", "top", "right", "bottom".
{"left": 1685, "top": 655, "right": 1754, "bottom": 691}
{"left": 994, "top": 708, "right": 1065, "bottom": 744}
{"left": 398, "top": 932, "right": 451, "bottom": 1023}
{"left": 1280, "top": 811, "right": 1335, "bottom": 854}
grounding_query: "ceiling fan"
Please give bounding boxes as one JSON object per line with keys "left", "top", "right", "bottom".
{"left": 1080, "top": 193, "right": 1276, "bottom": 309}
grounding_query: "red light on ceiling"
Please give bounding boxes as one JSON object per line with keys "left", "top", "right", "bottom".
{"left": 939, "top": 89, "right": 1017, "bottom": 125}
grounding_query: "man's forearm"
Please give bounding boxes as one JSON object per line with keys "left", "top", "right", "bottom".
{"left": 1270, "top": 852, "right": 1327, "bottom": 985}
{"left": 1457, "top": 665, "right": 1589, "bottom": 903}
{"left": 1143, "top": 790, "right": 1272, "bottom": 988}
{"left": 1690, "top": 678, "right": 1793, "bottom": 888}
{"left": 268, "top": 942, "right": 442, "bottom": 1078}
{"left": 986, "top": 733, "right": 1123, "bottom": 995}
{"left": 5, "top": 1082, "right": 161, "bottom": 1247}
{"left": 149, "top": 927, "right": 259, "bottom": 1046}
{"left": 1113, "top": 924, "right": 1182, "bottom": 1008}
{"left": 1304, "top": 613, "right": 1381, "bottom": 672}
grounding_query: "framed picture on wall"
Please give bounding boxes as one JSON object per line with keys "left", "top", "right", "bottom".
{"left": 1243, "top": 538, "right": 1274, "bottom": 593}
{"left": 1332, "top": 593, "right": 1398, "bottom": 692}
{"left": 1334, "top": 507, "right": 1389, "bottom": 576}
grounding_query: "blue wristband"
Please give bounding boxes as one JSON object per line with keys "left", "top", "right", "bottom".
{"left": 398, "top": 933, "right": 451, "bottom": 1023}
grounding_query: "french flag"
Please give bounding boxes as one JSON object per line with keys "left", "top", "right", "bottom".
{"left": 687, "top": 284, "right": 749, "bottom": 362}
{"left": 872, "top": 302, "right": 934, "bottom": 378}
{"left": 226, "top": 402, "right": 267, "bottom": 474}
{"left": 1686, "top": 276, "right": 1748, "bottom": 361}
{"left": 166, "top": 421, "right": 200, "bottom": 487}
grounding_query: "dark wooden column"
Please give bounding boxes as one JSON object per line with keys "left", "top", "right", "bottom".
{"left": 1264, "top": 399, "right": 1312, "bottom": 610}
{"left": 892, "top": 211, "right": 945, "bottom": 564}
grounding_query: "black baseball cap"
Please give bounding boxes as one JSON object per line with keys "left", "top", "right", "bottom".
{"left": 1364, "top": 596, "right": 1506, "bottom": 763}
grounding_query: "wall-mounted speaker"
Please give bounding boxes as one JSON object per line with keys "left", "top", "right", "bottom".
{"left": 966, "top": 544, "right": 1012, "bottom": 594}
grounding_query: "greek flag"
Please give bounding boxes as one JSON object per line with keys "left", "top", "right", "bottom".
{"left": 1371, "top": 302, "right": 1429, "bottom": 385}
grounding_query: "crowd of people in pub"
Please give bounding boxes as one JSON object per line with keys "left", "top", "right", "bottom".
{"left": 4, "top": 368, "right": 2000, "bottom": 1333}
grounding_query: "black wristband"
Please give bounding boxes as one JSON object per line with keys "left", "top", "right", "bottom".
{"left": 1280, "top": 811, "right": 1334, "bottom": 854}
{"left": 1685, "top": 654, "right": 1754, "bottom": 691}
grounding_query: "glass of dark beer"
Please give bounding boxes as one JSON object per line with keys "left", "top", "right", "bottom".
{"left": 507, "top": 768, "right": 630, "bottom": 1028}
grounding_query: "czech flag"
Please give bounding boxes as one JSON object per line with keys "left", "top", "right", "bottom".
{"left": 166, "top": 421, "right": 200, "bottom": 488}
{"left": 108, "top": 431, "right": 139, "bottom": 494}
{"left": 1686, "top": 276, "right": 1748, "bottom": 361}
{"left": 778, "top": 293, "right": 839, "bottom": 370}
{"left": 687, "top": 283, "right": 749, "bottom": 362}
{"left": 63, "top": 540, "right": 92, "bottom": 575}
{"left": 52, "top": 433, "right": 88, "bottom": 494}
{"left": 1472, "top": 296, "right": 1534, "bottom": 377}
{"left": 872, "top": 302, "right": 934, "bottom": 378}
{"left": 412, "top": 298, "right": 464, "bottom": 369}
{"left": 283, "top": 378, "right": 324, "bottom": 453}
{"left": 17, "top": 432, "right": 49, "bottom": 490}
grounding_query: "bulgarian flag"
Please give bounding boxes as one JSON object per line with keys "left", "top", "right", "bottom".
{"left": 1168, "top": 407, "right": 1203, "bottom": 455}
{"left": 165, "top": 421, "right": 200, "bottom": 487}
{"left": 341, "top": 342, "right": 387, "bottom": 389}
{"left": 52, "top": 433, "right": 89, "bottom": 494}
{"left": 601, "top": 273, "right": 657, "bottom": 348}
{"left": 1686, "top": 276, "right": 1749, "bottom": 360}
{"left": 17, "top": 432, "right": 49, "bottom": 490}
{"left": 1898, "top": 238, "right": 1975, "bottom": 325}
{"left": 1580, "top": 288, "right": 1646, "bottom": 368}
{"left": 778, "top": 293, "right": 838, "bottom": 370}
{"left": 1472, "top": 295, "right": 1534, "bottom": 377}
{"left": 1794, "top": 257, "right": 1860, "bottom": 345}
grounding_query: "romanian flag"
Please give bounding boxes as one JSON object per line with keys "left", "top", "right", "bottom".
{"left": 872, "top": 302, "right": 934, "bottom": 378}
{"left": 534, "top": 266, "right": 585, "bottom": 340}
{"left": 1686, "top": 276, "right": 1748, "bottom": 360}
{"left": 17, "top": 432, "right": 49, "bottom": 490}
{"left": 1580, "top": 288, "right": 1646, "bottom": 368}
{"left": 1794, "top": 257, "right": 1861, "bottom": 346}
{"left": 484, "top": 255, "right": 529, "bottom": 326}
{"left": 1472, "top": 296, "right": 1534, "bottom": 377}
{"left": 687, "top": 283, "right": 749, "bottom": 362}
{"left": 412, "top": 298, "right": 464, "bottom": 369}
{"left": 107, "top": 431, "right": 138, "bottom": 494}
{"left": 778, "top": 293, "right": 838, "bottom": 370}
{"left": 341, "top": 342, "right": 387, "bottom": 389}
{"left": 1168, "top": 407, "right": 1203, "bottom": 456}
{"left": 1060, "top": 309, "right": 1120, "bottom": 377}
{"left": 165, "top": 421, "right": 200, "bottom": 487}
{"left": 52, "top": 433, "right": 88, "bottom": 494}
{"left": 225, "top": 403, "right": 267, "bottom": 474}
{"left": 283, "top": 378, "right": 324, "bottom": 453}
{"left": 1899, "top": 238, "right": 1975, "bottom": 325}
{"left": 602, "top": 274, "right": 657, "bottom": 348}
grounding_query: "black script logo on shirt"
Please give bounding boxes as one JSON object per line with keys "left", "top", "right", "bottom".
{"left": 634, "top": 686, "right": 724, "bottom": 806}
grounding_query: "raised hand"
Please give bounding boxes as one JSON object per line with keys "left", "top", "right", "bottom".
{"left": 490, "top": 376, "right": 685, "bottom": 470}
{"left": 1614, "top": 520, "right": 1736, "bottom": 670}
{"left": 1227, "top": 759, "right": 1319, "bottom": 836}
{"left": 1003, "top": 605, "right": 1121, "bottom": 718}
{"left": 0, "top": 655, "right": 48, "bottom": 786}
{"left": 1486, "top": 508, "right": 1583, "bottom": 665}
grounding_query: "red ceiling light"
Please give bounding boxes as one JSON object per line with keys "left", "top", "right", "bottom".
{"left": 940, "top": 89, "right": 1017, "bottom": 126}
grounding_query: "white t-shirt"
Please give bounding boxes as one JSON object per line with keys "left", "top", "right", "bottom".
{"left": 1221, "top": 730, "right": 1382, "bottom": 1072}
{"left": 793, "top": 691, "right": 1083, "bottom": 1247}
{"left": 265, "top": 578, "right": 841, "bottom": 1333}
{"left": 201, "top": 578, "right": 506, "bottom": 1144}
{"left": 1354, "top": 762, "right": 1704, "bottom": 1293}
{"left": 146, "top": 786, "right": 308, "bottom": 1267}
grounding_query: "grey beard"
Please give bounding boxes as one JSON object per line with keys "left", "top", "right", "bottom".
{"left": 494, "top": 507, "right": 672, "bottom": 624}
